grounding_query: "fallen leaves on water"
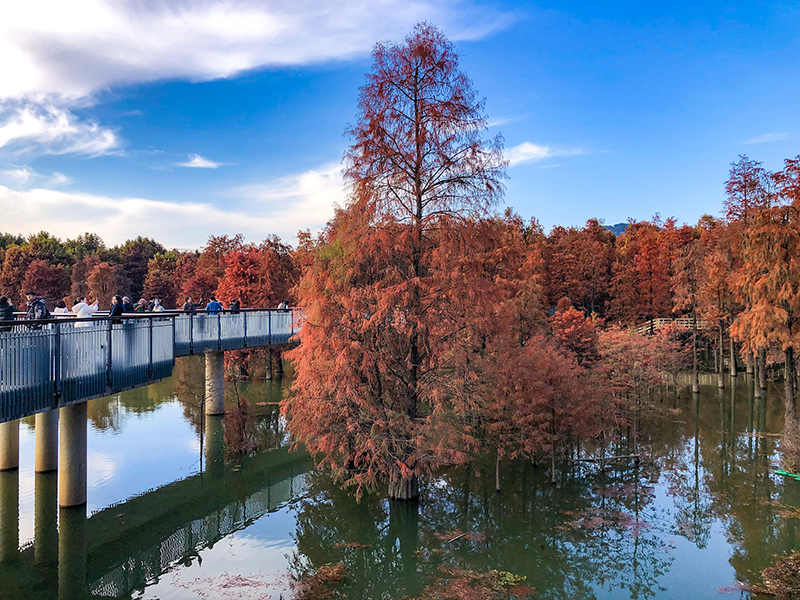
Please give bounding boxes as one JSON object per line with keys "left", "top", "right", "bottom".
{"left": 741, "top": 552, "right": 800, "bottom": 599}
{"left": 408, "top": 566, "right": 535, "bottom": 600}
{"left": 293, "top": 562, "right": 347, "bottom": 600}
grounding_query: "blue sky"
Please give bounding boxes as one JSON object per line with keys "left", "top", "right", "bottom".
{"left": 0, "top": 0, "right": 797, "bottom": 248}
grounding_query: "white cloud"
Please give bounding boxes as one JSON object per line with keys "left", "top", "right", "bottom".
{"left": 0, "top": 165, "right": 35, "bottom": 185}
{"left": 744, "top": 132, "right": 790, "bottom": 145}
{"left": 505, "top": 142, "right": 586, "bottom": 166}
{"left": 0, "top": 1, "right": 515, "bottom": 104}
{"left": 0, "top": 102, "right": 119, "bottom": 157}
{"left": 178, "top": 154, "right": 224, "bottom": 168}
{"left": 0, "top": 163, "right": 343, "bottom": 247}
{"left": 0, "top": 164, "right": 74, "bottom": 187}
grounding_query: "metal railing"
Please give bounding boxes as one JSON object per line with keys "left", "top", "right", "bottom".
{"left": 0, "top": 309, "right": 300, "bottom": 423}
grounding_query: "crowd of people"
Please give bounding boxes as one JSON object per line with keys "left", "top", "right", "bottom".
{"left": 0, "top": 292, "right": 259, "bottom": 330}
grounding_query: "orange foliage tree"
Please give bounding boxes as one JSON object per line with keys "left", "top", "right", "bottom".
{"left": 285, "top": 24, "right": 506, "bottom": 500}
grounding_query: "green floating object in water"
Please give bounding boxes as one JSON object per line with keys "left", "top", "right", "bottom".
{"left": 774, "top": 469, "right": 800, "bottom": 480}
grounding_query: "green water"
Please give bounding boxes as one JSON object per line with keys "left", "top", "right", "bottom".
{"left": 0, "top": 361, "right": 798, "bottom": 599}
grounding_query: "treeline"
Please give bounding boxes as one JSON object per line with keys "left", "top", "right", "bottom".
{"left": 0, "top": 232, "right": 297, "bottom": 310}
{"left": 285, "top": 151, "right": 800, "bottom": 498}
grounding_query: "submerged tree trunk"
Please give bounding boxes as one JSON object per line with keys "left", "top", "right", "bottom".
{"left": 718, "top": 324, "right": 725, "bottom": 389}
{"left": 265, "top": 347, "right": 273, "bottom": 380}
{"left": 746, "top": 351, "right": 754, "bottom": 375}
{"left": 784, "top": 347, "right": 799, "bottom": 474}
{"left": 389, "top": 470, "right": 419, "bottom": 500}
{"left": 785, "top": 347, "right": 796, "bottom": 406}
{"left": 692, "top": 312, "right": 700, "bottom": 393}
{"left": 495, "top": 448, "right": 501, "bottom": 493}
{"left": 729, "top": 329, "right": 737, "bottom": 377}
{"left": 758, "top": 348, "right": 768, "bottom": 390}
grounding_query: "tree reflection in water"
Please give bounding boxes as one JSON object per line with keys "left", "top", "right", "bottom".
{"left": 290, "top": 458, "right": 674, "bottom": 600}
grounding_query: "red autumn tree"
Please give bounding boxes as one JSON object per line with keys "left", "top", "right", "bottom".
{"left": 87, "top": 262, "right": 129, "bottom": 309}
{"left": 285, "top": 24, "right": 506, "bottom": 500}
{"left": 550, "top": 297, "right": 599, "bottom": 365}
{"left": 610, "top": 219, "right": 674, "bottom": 329}
{"left": 142, "top": 253, "right": 179, "bottom": 307}
{"left": 21, "top": 259, "right": 70, "bottom": 306}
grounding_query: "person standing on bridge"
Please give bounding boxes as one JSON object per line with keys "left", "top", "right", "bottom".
{"left": 25, "top": 291, "right": 49, "bottom": 327}
{"left": 110, "top": 295, "right": 124, "bottom": 324}
{"left": 205, "top": 296, "right": 223, "bottom": 314}
{"left": 182, "top": 297, "right": 196, "bottom": 313}
{"left": 0, "top": 296, "right": 16, "bottom": 332}
{"left": 229, "top": 299, "right": 240, "bottom": 314}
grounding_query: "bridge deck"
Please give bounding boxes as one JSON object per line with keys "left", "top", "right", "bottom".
{"left": 0, "top": 309, "right": 299, "bottom": 423}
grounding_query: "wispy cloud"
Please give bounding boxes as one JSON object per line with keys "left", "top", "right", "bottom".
{"left": 178, "top": 154, "right": 225, "bottom": 169}
{"left": 0, "top": 163, "right": 343, "bottom": 247}
{"left": 487, "top": 115, "right": 528, "bottom": 128}
{"left": 0, "top": 102, "right": 119, "bottom": 157}
{"left": 744, "top": 132, "right": 789, "bottom": 145}
{"left": 0, "top": 164, "right": 73, "bottom": 187}
{"left": 505, "top": 142, "right": 586, "bottom": 167}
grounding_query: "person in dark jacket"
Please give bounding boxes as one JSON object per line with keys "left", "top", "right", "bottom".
{"left": 25, "top": 291, "right": 49, "bottom": 327}
{"left": 0, "top": 296, "right": 16, "bottom": 332}
{"left": 229, "top": 299, "right": 240, "bottom": 314}
{"left": 109, "top": 295, "right": 124, "bottom": 324}
{"left": 122, "top": 296, "right": 135, "bottom": 312}
{"left": 182, "top": 297, "right": 196, "bottom": 313}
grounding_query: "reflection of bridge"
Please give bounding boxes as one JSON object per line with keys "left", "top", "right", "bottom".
{"left": 1, "top": 439, "right": 311, "bottom": 599}
{"left": 0, "top": 309, "right": 300, "bottom": 507}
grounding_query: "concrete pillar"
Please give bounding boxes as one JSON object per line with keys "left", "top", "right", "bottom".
{"left": 35, "top": 472, "right": 58, "bottom": 565}
{"left": 58, "top": 505, "right": 86, "bottom": 600}
{"left": 0, "top": 470, "right": 19, "bottom": 563}
{"left": 35, "top": 410, "right": 59, "bottom": 473}
{"left": 59, "top": 403, "right": 87, "bottom": 507}
{"left": 0, "top": 420, "right": 19, "bottom": 471}
{"left": 204, "top": 415, "right": 225, "bottom": 479}
{"left": 204, "top": 351, "right": 225, "bottom": 415}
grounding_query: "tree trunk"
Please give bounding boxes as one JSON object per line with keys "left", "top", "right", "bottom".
{"left": 758, "top": 348, "right": 767, "bottom": 390}
{"left": 550, "top": 441, "right": 557, "bottom": 485}
{"left": 729, "top": 330, "right": 737, "bottom": 377}
{"left": 784, "top": 347, "right": 799, "bottom": 474}
{"left": 746, "top": 351, "right": 754, "bottom": 375}
{"left": 785, "top": 347, "right": 796, "bottom": 407}
{"left": 389, "top": 470, "right": 419, "bottom": 500}
{"left": 692, "top": 313, "right": 699, "bottom": 393}
{"left": 265, "top": 348, "right": 273, "bottom": 380}
{"left": 495, "top": 448, "right": 501, "bottom": 493}
{"left": 717, "top": 325, "right": 725, "bottom": 389}
{"left": 275, "top": 348, "right": 284, "bottom": 375}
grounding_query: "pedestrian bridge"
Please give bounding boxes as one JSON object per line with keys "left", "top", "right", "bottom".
{"left": 0, "top": 309, "right": 300, "bottom": 423}
{"left": 0, "top": 309, "right": 301, "bottom": 509}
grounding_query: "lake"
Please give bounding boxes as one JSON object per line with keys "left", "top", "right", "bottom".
{"left": 0, "top": 358, "right": 797, "bottom": 599}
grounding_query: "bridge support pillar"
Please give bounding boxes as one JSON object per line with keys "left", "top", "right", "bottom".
{"left": 59, "top": 403, "right": 87, "bottom": 507}
{"left": 205, "top": 351, "right": 225, "bottom": 415}
{"left": 0, "top": 469, "right": 19, "bottom": 563}
{"left": 58, "top": 505, "right": 86, "bottom": 600}
{"left": 205, "top": 415, "right": 225, "bottom": 478}
{"left": 35, "top": 471, "right": 58, "bottom": 565}
{"left": 0, "top": 420, "right": 19, "bottom": 471}
{"left": 35, "top": 409, "right": 59, "bottom": 473}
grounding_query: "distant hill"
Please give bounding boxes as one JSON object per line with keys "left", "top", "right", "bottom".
{"left": 604, "top": 222, "right": 628, "bottom": 236}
